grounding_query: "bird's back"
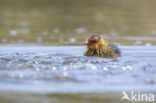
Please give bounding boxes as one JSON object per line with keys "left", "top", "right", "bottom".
{"left": 108, "top": 44, "right": 121, "bottom": 57}
{"left": 84, "top": 44, "right": 120, "bottom": 58}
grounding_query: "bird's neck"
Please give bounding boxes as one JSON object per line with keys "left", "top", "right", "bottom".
{"left": 87, "top": 38, "right": 108, "bottom": 51}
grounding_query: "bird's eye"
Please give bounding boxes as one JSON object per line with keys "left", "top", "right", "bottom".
{"left": 90, "top": 39, "right": 98, "bottom": 44}
{"left": 94, "top": 39, "right": 98, "bottom": 42}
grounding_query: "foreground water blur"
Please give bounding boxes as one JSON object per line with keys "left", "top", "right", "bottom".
{"left": 0, "top": 46, "right": 155, "bottom": 103}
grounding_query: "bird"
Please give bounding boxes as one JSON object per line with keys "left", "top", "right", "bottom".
{"left": 84, "top": 35, "right": 120, "bottom": 58}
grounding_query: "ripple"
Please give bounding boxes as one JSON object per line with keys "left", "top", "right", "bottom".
{"left": 0, "top": 46, "right": 155, "bottom": 93}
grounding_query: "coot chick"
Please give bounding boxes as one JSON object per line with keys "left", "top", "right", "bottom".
{"left": 84, "top": 35, "right": 120, "bottom": 58}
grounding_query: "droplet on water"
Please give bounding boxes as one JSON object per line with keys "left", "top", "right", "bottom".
{"left": 87, "top": 63, "right": 97, "bottom": 70}
{"left": 63, "top": 66, "right": 67, "bottom": 70}
{"left": 17, "top": 39, "right": 24, "bottom": 44}
{"left": 111, "top": 63, "right": 118, "bottom": 68}
{"left": 126, "top": 66, "right": 133, "bottom": 70}
{"left": 68, "top": 38, "right": 76, "bottom": 43}
{"left": 134, "top": 40, "right": 142, "bottom": 45}
{"left": 63, "top": 72, "right": 68, "bottom": 76}
{"left": 18, "top": 64, "right": 25, "bottom": 68}
{"left": 35, "top": 68, "right": 40, "bottom": 71}
{"left": 121, "top": 66, "right": 127, "bottom": 71}
{"left": 121, "top": 66, "right": 133, "bottom": 71}
{"left": 103, "top": 67, "right": 108, "bottom": 71}
{"left": 145, "top": 43, "right": 152, "bottom": 46}
{"left": 52, "top": 66, "right": 56, "bottom": 70}
{"left": 36, "top": 37, "right": 42, "bottom": 43}
{"left": 1, "top": 38, "right": 8, "bottom": 43}
{"left": 53, "top": 28, "right": 60, "bottom": 34}
{"left": 10, "top": 73, "right": 24, "bottom": 79}
{"left": 75, "top": 28, "right": 87, "bottom": 34}
{"left": 10, "top": 30, "right": 18, "bottom": 36}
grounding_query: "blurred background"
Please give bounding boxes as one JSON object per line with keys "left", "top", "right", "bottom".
{"left": 0, "top": 0, "right": 156, "bottom": 45}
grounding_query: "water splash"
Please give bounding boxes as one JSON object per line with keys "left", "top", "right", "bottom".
{"left": 0, "top": 46, "right": 155, "bottom": 93}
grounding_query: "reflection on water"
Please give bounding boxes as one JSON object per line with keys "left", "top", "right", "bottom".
{"left": 0, "top": 0, "right": 156, "bottom": 45}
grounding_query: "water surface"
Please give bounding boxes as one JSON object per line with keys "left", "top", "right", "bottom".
{"left": 0, "top": 46, "right": 156, "bottom": 103}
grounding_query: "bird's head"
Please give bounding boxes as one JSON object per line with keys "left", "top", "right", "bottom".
{"left": 85, "top": 35, "right": 108, "bottom": 50}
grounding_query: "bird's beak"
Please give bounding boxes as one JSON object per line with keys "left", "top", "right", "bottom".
{"left": 84, "top": 40, "right": 89, "bottom": 45}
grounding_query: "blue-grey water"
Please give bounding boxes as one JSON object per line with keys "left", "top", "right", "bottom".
{"left": 0, "top": 46, "right": 156, "bottom": 103}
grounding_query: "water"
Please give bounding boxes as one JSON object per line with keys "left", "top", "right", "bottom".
{"left": 0, "top": 46, "right": 156, "bottom": 103}
{"left": 1, "top": 0, "right": 156, "bottom": 45}
{"left": 1, "top": 0, "right": 156, "bottom": 102}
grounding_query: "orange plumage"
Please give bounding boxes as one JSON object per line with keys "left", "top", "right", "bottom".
{"left": 84, "top": 35, "right": 120, "bottom": 58}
